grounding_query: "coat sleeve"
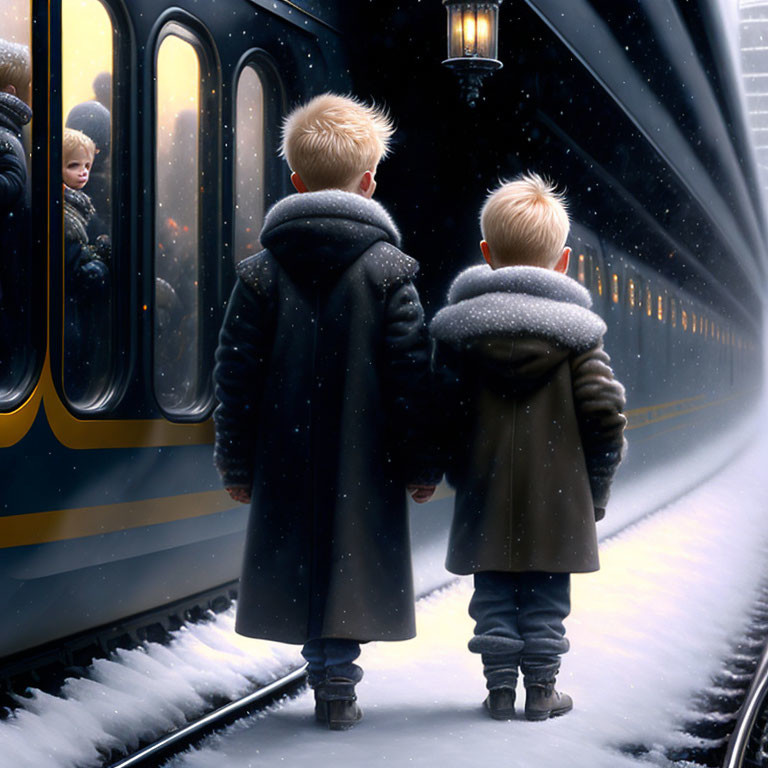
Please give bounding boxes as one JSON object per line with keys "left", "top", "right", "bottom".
{"left": 571, "top": 344, "right": 627, "bottom": 511}
{"left": 381, "top": 279, "right": 442, "bottom": 486}
{"left": 431, "top": 339, "right": 468, "bottom": 486}
{"left": 0, "top": 141, "right": 25, "bottom": 212}
{"left": 213, "top": 277, "right": 274, "bottom": 489}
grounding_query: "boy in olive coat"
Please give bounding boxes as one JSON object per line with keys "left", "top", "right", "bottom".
{"left": 213, "top": 94, "right": 437, "bottom": 730}
{"left": 431, "top": 173, "right": 626, "bottom": 721}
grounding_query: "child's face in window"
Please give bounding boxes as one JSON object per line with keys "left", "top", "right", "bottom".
{"left": 63, "top": 147, "right": 93, "bottom": 190}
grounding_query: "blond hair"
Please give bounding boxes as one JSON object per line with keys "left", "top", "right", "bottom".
{"left": 0, "top": 39, "right": 31, "bottom": 105}
{"left": 281, "top": 93, "right": 394, "bottom": 191}
{"left": 63, "top": 128, "right": 96, "bottom": 164}
{"left": 480, "top": 173, "right": 569, "bottom": 268}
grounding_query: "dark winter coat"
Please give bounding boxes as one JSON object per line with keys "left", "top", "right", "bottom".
{"left": 0, "top": 92, "right": 32, "bottom": 384}
{"left": 430, "top": 265, "right": 627, "bottom": 575}
{"left": 63, "top": 186, "right": 110, "bottom": 402}
{"left": 213, "top": 190, "right": 435, "bottom": 644}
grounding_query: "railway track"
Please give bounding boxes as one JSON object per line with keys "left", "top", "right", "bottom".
{"left": 723, "top": 627, "right": 768, "bottom": 768}
{"left": 106, "top": 666, "right": 307, "bottom": 768}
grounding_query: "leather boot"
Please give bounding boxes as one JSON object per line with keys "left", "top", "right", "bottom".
{"left": 524, "top": 680, "right": 573, "bottom": 721}
{"left": 314, "top": 677, "right": 363, "bottom": 730}
{"left": 483, "top": 687, "right": 516, "bottom": 720}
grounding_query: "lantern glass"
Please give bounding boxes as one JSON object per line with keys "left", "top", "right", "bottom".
{"left": 446, "top": 3, "right": 499, "bottom": 60}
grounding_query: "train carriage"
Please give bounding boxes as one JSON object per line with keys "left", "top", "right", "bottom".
{"left": 0, "top": 0, "right": 764, "bottom": 685}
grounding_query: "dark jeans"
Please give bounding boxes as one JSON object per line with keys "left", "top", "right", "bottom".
{"left": 468, "top": 571, "right": 571, "bottom": 689}
{"left": 301, "top": 638, "right": 363, "bottom": 687}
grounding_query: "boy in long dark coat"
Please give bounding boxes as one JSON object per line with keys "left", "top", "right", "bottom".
{"left": 213, "top": 93, "right": 437, "bottom": 729}
{"left": 431, "top": 173, "right": 626, "bottom": 721}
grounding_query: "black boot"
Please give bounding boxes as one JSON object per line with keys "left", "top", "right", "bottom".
{"left": 483, "top": 687, "right": 516, "bottom": 720}
{"left": 524, "top": 680, "right": 573, "bottom": 721}
{"left": 314, "top": 677, "right": 363, "bottom": 730}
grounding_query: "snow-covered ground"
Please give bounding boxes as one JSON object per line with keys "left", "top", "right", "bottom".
{"left": 161, "top": 427, "right": 768, "bottom": 768}
{"left": 0, "top": 614, "right": 302, "bottom": 768}
{"left": 2, "top": 417, "right": 767, "bottom": 768}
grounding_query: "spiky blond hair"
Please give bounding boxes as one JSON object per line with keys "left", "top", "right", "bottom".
{"left": 63, "top": 128, "right": 96, "bottom": 164}
{"left": 0, "top": 39, "right": 31, "bottom": 105}
{"left": 480, "top": 173, "right": 570, "bottom": 268}
{"left": 281, "top": 93, "right": 394, "bottom": 191}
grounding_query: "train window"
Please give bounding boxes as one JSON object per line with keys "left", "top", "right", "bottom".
{"left": 577, "top": 253, "right": 586, "bottom": 284}
{"left": 611, "top": 273, "right": 619, "bottom": 304}
{"left": 0, "top": 2, "right": 41, "bottom": 411}
{"left": 594, "top": 264, "right": 603, "bottom": 296}
{"left": 657, "top": 295, "right": 663, "bottom": 322}
{"left": 682, "top": 309, "right": 688, "bottom": 332}
{"left": 154, "top": 26, "right": 205, "bottom": 414}
{"left": 645, "top": 285, "right": 652, "bottom": 318}
{"left": 61, "top": 0, "right": 115, "bottom": 407}
{"left": 235, "top": 64, "right": 265, "bottom": 263}
{"left": 670, "top": 298, "right": 677, "bottom": 328}
{"left": 627, "top": 278, "right": 636, "bottom": 309}
{"left": 692, "top": 312, "right": 697, "bottom": 334}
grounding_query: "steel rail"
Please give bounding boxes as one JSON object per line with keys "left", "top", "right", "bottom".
{"left": 723, "top": 639, "right": 768, "bottom": 768}
{"left": 107, "top": 666, "right": 308, "bottom": 768}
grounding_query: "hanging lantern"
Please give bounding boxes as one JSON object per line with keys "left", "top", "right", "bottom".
{"left": 442, "top": 0, "right": 503, "bottom": 107}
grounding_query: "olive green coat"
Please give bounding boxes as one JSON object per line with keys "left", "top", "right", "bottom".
{"left": 431, "top": 265, "right": 626, "bottom": 575}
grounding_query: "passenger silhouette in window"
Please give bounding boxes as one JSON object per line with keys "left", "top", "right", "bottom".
{"left": 66, "top": 100, "right": 111, "bottom": 240}
{"left": 0, "top": 39, "right": 32, "bottom": 400}
{"left": 62, "top": 127, "right": 110, "bottom": 404}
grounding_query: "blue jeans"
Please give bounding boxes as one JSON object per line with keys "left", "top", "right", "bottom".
{"left": 468, "top": 571, "right": 570, "bottom": 689}
{"left": 301, "top": 638, "right": 363, "bottom": 687}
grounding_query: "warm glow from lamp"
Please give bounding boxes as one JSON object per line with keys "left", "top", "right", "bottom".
{"left": 463, "top": 14, "right": 476, "bottom": 51}
{"left": 477, "top": 13, "right": 491, "bottom": 55}
{"left": 62, "top": 0, "right": 112, "bottom": 125}
{"left": 156, "top": 34, "right": 200, "bottom": 152}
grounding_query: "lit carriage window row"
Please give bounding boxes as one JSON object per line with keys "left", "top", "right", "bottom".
{"left": 154, "top": 24, "right": 204, "bottom": 415}
{"left": 61, "top": 0, "right": 116, "bottom": 408}
{"left": 579, "top": 253, "right": 746, "bottom": 349}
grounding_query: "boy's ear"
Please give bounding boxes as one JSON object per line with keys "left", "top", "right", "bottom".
{"left": 554, "top": 246, "right": 571, "bottom": 274}
{"left": 480, "top": 240, "right": 492, "bottom": 266}
{"left": 290, "top": 172, "right": 308, "bottom": 194}
{"left": 1, "top": 84, "right": 17, "bottom": 96}
{"left": 359, "top": 170, "right": 376, "bottom": 199}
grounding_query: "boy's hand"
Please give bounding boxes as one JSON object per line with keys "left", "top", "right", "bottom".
{"left": 407, "top": 484, "right": 436, "bottom": 504}
{"left": 227, "top": 487, "right": 251, "bottom": 504}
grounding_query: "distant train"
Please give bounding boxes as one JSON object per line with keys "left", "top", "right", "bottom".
{"left": 0, "top": 0, "right": 763, "bottom": 684}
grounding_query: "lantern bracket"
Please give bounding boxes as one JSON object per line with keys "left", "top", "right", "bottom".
{"left": 442, "top": 57, "right": 503, "bottom": 108}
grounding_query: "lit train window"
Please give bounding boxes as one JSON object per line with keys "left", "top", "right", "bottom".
{"left": 657, "top": 295, "right": 663, "bottom": 322}
{"left": 0, "top": 1, "right": 41, "bottom": 411}
{"left": 692, "top": 312, "right": 697, "bottom": 334}
{"left": 595, "top": 265, "right": 603, "bottom": 296}
{"left": 611, "top": 273, "right": 619, "bottom": 304}
{"left": 154, "top": 25, "right": 209, "bottom": 415}
{"left": 682, "top": 309, "right": 688, "bottom": 331}
{"left": 61, "top": 0, "right": 115, "bottom": 407}
{"left": 627, "top": 278, "right": 636, "bottom": 309}
{"left": 670, "top": 298, "right": 677, "bottom": 328}
{"left": 645, "top": 285, "right": 652, "bottom": 317}
{"left": 235, "top": 64, "right": 265, "bottom": 263}
{"left": 577, "top": 253, "right": 586, "bottom": 284}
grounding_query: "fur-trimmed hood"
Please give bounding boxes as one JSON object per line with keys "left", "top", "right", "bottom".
{"left": 259, "top": 190, "right": 401, "bottom": 278}
{"left": 431, "top": 264, "right": 606, "bottom": 356}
